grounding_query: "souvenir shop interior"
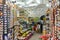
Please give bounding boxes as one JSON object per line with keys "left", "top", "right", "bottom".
{"left": 0, "top": 0, "right": 60, "bottom": 40}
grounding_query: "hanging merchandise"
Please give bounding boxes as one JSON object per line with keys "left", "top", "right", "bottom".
{"left": 13, "top": 24, "right": 33, "bottom": 40}
{"left": 45, "top": 8, "right": 51, "bottom": 34}
{"left": 7, "top": 7, "right": 13, "bottom": 40}
{"left": 39, "top": 0, "right": 59, "bottom": 40}
{"left": 0, "top": 4, "right": 3, "bottom": 40}
{"left": 3, "top": 4, "right": 10, "bottom": 40}
{"left": 8, "top": 28, "right": 14, "bottom": 40}
{"left": 7, "top": 7, "right": 10, "bottom": 28}
{"left": 55, "top": 3, "right": 60, "bottom": 39}
{"left": 50, "top": 0, "right": 60, "bottom": 40}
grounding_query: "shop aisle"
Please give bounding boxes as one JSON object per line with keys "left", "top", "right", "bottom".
{"left": 29, "top": 33, "right": 41, "bottom": 40}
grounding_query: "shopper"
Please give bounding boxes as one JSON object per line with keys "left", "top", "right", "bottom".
{"left": 31, "top": 19, "right": 35, "bottom": 26}
{"left": 40, "top": 15, "right": 45, "bottom": 34}
{"left": 40, "top": 20, "right": 43, "bottom": 34}
{"left": 37, "top": 22, "right": 40, "bottom": 33}
{"left": 33, "top": 24, "right": 37, "bottom": 32}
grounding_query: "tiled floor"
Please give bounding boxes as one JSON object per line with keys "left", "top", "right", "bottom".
{"left": 29, "top": 33, "right": 41, "bottom": 40}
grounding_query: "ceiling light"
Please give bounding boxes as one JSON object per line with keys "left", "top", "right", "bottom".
{"left": 15, "top": 2, "right": 25, "bottom": 6}
{"left": 46, "top": 4, "right": 49, "bottom": 7}
{"left": 14, "top": 0, "right": 41, "bottom": 7}
{"left": 26, "top": 0, "right": 33, "bottom": 4}
{"left": 46, "top": 3, "right": 51, "bottom": 7}
{"left": 36, "top": 0, "right": 40, "bottom": 4}
{"left": 29, "top": 3, "right": 38, "bottom": 6}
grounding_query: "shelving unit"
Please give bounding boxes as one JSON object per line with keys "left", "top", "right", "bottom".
{"left": 50, "top": 0, "right": 60, "bottom": 40}
{"left": 39, "top": 0, "right": 59, "bottom": 40}
{"left": 0, "top": 3, "right": 10, "bottom": 40}
{"left": 0, "top": 4, "right": 3, "bottom": 40}
{"left": 14, "top": 25, "right": 33, "bottom": 40}
{"left": 3, "top": 4, "right": 10, "bottom": 40}
{"left": 48, "top": 0, "right": 57, "bottom": 40}
{"left": 55, "top": 2, "right": 60, "bottom": 39}
{"left": 45, "top": 8, "right": 51, "bottom": 34}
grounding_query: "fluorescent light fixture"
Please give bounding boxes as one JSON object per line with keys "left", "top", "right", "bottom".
{"left": 46, "top": 3, "right": 51, "bottom": 7}
{"left": 11, "top": 0, "right": 15, "bottom": 1}
{"left": 15, "top": 2, "right": 25, "bottom": 6}
{"left": 36, "top": 0, "right": 40, "bottom": 4}
{"left": 29, "top": 3, "right": 38, "bottom": 6}
{"left": 19, "top": 6, "right": 22, "bottom": 7}
{"left": 46, "top": 4, "right": 49, "bottom": 7}
{"left": 10, "top": 0, "right": 16, "bottom": 2}
{"left": 14, "top": 0, "right": 41, "bottom": 7}
{"left": 26, "top": 0, "right": 33, "bottom": 4}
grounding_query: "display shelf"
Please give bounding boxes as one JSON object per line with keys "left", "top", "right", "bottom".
{"left": 20, "top": 28, "right": 31, "bottom": 33}
{"left": 17, "top": 32, "right": 33, "bottom": 40}
{"left": 21, "top": 29, "right": 29, "bottom": 33}
{"left": 13, "top": 25, "right": 33, "bottom": 40}
{"left": 45, "top": 8, "right": 51, "bottom": 35}
{"left": 55, "top": 6, "right": 60, "bottom": 39}
{"left": 0, "top": 4, "right": 3, "bottom": 40}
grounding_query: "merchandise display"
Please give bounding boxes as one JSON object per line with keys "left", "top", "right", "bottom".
{"left": 14, "top": 25, "right": 33, "bottom": 40}
{"left": 39, "top": 0, "right": 60, "bottom": 40}
{"left": 0, "top": 3, "right": 10, "bottom": 40}
{"left": 0, "top": 4, "right": 3, "bottom": 40}
{"left": 0, "top": 0, "right": 60, "bottom": 40}
{"left": 3, "top": 4, "right": 10, "bottom": 40}
{"left": 45, "top": 8, "right": 51, "bottom": 34}
{"left": 55, "top": 3, "right": 60, "bottom": 40}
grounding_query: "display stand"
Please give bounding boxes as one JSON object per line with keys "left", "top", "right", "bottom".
{"left": 13, "top": 24, "right": 33, "bottom": 40}
{"left": 0, "top": 4, "right": 3, "bottom": 40}
{"left": 0, "top": 3, "right": 10, "bottom": 40}
{"left": 46, "top": 8, "right": 51, "bottom": 34}
{"left": 39, "top": 0, "right": 59, "bottom": 40}
{"left": 46, "top": 0, "right": 59, "bottom": 40}
{"left": 3, "top": 4, "right": 9, "bottom": 40}
{"left": 55, "top": 0, "right": 60, "bottom": 39}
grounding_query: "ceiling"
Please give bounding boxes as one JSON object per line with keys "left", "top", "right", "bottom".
{"left": 24, "top": 4, "right": 48, "bottom": 17}
{"left": 6, "top": 0, "right": 59, "bottom": 17}
{"left": 6, "top": 0, "right": 51, "bottom": 7}
{"left": 6, "top": 0, "right": 59, "bottom": 7}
